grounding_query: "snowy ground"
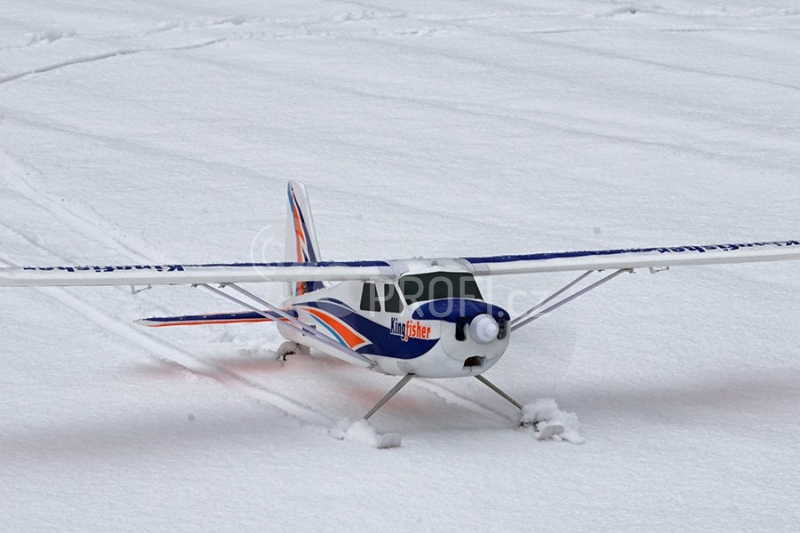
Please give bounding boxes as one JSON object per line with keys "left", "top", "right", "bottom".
{"left": 2, "top": 1, "right": 800, "bottom": 531}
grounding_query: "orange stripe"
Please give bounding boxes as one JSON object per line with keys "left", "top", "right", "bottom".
{"left": 293, "top": 200, "right": 305, "bottom": 295}
{"left": 292, "top": 194, "right": 309, "bottom": 296}
{"left": 304, "top": 308, "right": 365, "bottom": 349}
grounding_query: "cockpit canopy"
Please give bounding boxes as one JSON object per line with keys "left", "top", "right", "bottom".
{"left": 398, "top": 272, "right": 483, "bottom": 304}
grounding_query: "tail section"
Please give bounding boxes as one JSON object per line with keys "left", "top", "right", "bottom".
{"left": 285, "top": 181, "right": 324, "bottom": 297}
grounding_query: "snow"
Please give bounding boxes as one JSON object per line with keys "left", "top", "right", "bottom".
{"left": 520, "top": 398, "right": 585, "bottom": 443}
{"left": 1, "top": 0, "right": 800, "bottom": 531}
{"left": 330, "top": 418, "right": 398, "bottom": 448}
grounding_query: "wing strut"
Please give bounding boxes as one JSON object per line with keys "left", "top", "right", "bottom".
{"left": 198, "top": 283, "right": 375, "bottom": 369}
{"left": 511, "top": 270, "right": 595, "bottom": 327}
{"left": 511, "top": 269, "right": 631, "bottom": 332}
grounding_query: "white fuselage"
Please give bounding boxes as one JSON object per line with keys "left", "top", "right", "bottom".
{"left": 277, "top": 265, "right": 511, "bottom": 378}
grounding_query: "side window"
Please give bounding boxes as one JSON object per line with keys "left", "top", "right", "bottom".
{"left": 383, "top": 283, "right": 403, "bottom": 314}
{"left": 360, "top": 283, "right": 381, "bottom": 313}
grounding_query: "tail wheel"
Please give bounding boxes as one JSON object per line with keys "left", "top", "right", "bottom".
{"left": 277, "top": 341, "right": 310, "bottom": 359}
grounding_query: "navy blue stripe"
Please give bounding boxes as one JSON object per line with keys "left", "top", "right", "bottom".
{"left": 288, "top": 187, "right": 326, "bottom": 294}
{"left": 25, "top": 241, "right": 798, "bottom": 276}
{"left": 289, "top": 188, "right": 318, "bottom": 263}
{"left": 20, "top": 260, "right": 391, "bottom": 273}
{"left": 463, "top": 240, "right": 800, "bottom": 265}
{"left": 411, "top": 299, "right": 508, "bottom": 322}
{"left": 142, "top": 310, "right": 297, "bottom": 323}
{"left": 302, "top": 298, "right": 437, "bottom": 360}
{"left": 192, "top": 260, "right": 391, "bottom": 268}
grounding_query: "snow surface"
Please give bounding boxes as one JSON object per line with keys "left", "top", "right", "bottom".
{"left": 330, "top": 418, "right": 396, "bottom": 448}
{"left": 1, "top": 0, "right": 800, "bottom": 531}
{"left": 520, "top": 398, "right": 585, "bottom": 443}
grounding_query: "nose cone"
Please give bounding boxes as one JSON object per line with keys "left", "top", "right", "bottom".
{"left": 469, "top": 314, "right": 499, "bottom": 344}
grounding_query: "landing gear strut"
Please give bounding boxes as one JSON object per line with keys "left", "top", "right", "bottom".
{"left": 474, "top": 374, "right": 522, "bottom": 409}
{"left": 355, "top": 372, "right": 564, "bottom": 446}
{"left": 475, "top": 374, "right": 564, "bottom": 439}
{"left": 364, "top": 374, "right": 415, "bottom": 420}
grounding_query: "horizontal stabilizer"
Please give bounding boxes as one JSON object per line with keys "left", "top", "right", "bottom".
{"left": 136, "top": 309, "right": 297, "bottom": 328}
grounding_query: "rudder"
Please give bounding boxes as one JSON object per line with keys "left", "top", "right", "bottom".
{"left": 285, "top": 181, "right": 324, "bottom": 297}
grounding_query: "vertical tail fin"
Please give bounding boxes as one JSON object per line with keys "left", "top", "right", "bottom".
{"left": 285, "top": 181, "right": 324, "bottom": 297}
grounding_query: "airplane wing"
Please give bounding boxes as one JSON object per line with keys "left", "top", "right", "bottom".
{"left": 1, "top": 240, "right": 798, "bottom": 288}
{"left": 0, "top": 261, "right": 395, "bottom": 287}
{"left": 462, "top": 240, "right": 800, "bottom": 275}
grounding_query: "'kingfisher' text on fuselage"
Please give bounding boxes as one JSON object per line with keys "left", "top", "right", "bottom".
{"left": 390, "top": 318, "right": 432, "bottom": 342}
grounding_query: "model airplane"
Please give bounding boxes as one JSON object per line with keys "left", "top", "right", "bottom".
{"left": 2, "top": 182, "right": 799, "bottom": 446}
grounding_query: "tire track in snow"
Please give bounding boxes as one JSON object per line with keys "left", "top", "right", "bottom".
{"left": 1, "top": 152, "right": 508, "bottom": 428}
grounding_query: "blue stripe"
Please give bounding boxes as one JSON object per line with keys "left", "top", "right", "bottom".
{"left": 19, "top": 241, "right": 800, "bottom": 275}
{"left": 141, "top": 310, "right": 296, "bottom": 324}
{"left": 289, "top": 188, "right": 319, "bottom": 263}
{"left": 463, "top": 240, "right": 800, "bottom": 265}
{"left": 309, "top": 314, "right": 347, "bottom": 346}
{"left": 411, "top": 299, "right": 508, "bottom": 322}
{"left": 288, "top": 186, "right": 326, "bottom": 294}
{"left": 189, "top": 260, "right": 392, "bottom": 268}
{"left": 301, "top": 298, "right": 437, "bottom": 360}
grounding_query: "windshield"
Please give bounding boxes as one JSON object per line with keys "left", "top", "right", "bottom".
{"left": 399, "top": 272, "right": 483, "bottom": 304}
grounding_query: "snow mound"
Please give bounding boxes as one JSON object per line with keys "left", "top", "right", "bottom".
{"left": 330, "top": 418, "right": 402, "bottom": 449}
{"left": 519, "top": 399, "right": 585, "bottom": 444}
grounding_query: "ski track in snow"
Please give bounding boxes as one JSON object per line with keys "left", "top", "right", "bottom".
{"left": 0, "top": 10, "right": 454, "bottom": 86}
{"left": 0, "top": 17, "right": 243, "bottom": 53}
{"left": 2, "top": 2, "right": 800, "bottom": 530}
{"left": 0, "top": 238, "right": 333, "bottom": 431}
{"left": 7, "top": 7, "right": 794, "bottom": 89}
{"left": 0, "top": 153, "right": 339, "bottom": 429}
{"left": 0, "top": 38, "right": 229, "bottom": 86}
{"left": 0, "top": 4, "right": 796, "bottom": 51}
{"left": 414, "top": 379, "right": 513, "bottom": 424}
{"left": 0, "top": 152, "right": 159, "bottom": 262}
{"left": 516, "top": 32, "right": 800, "bottom": 93}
